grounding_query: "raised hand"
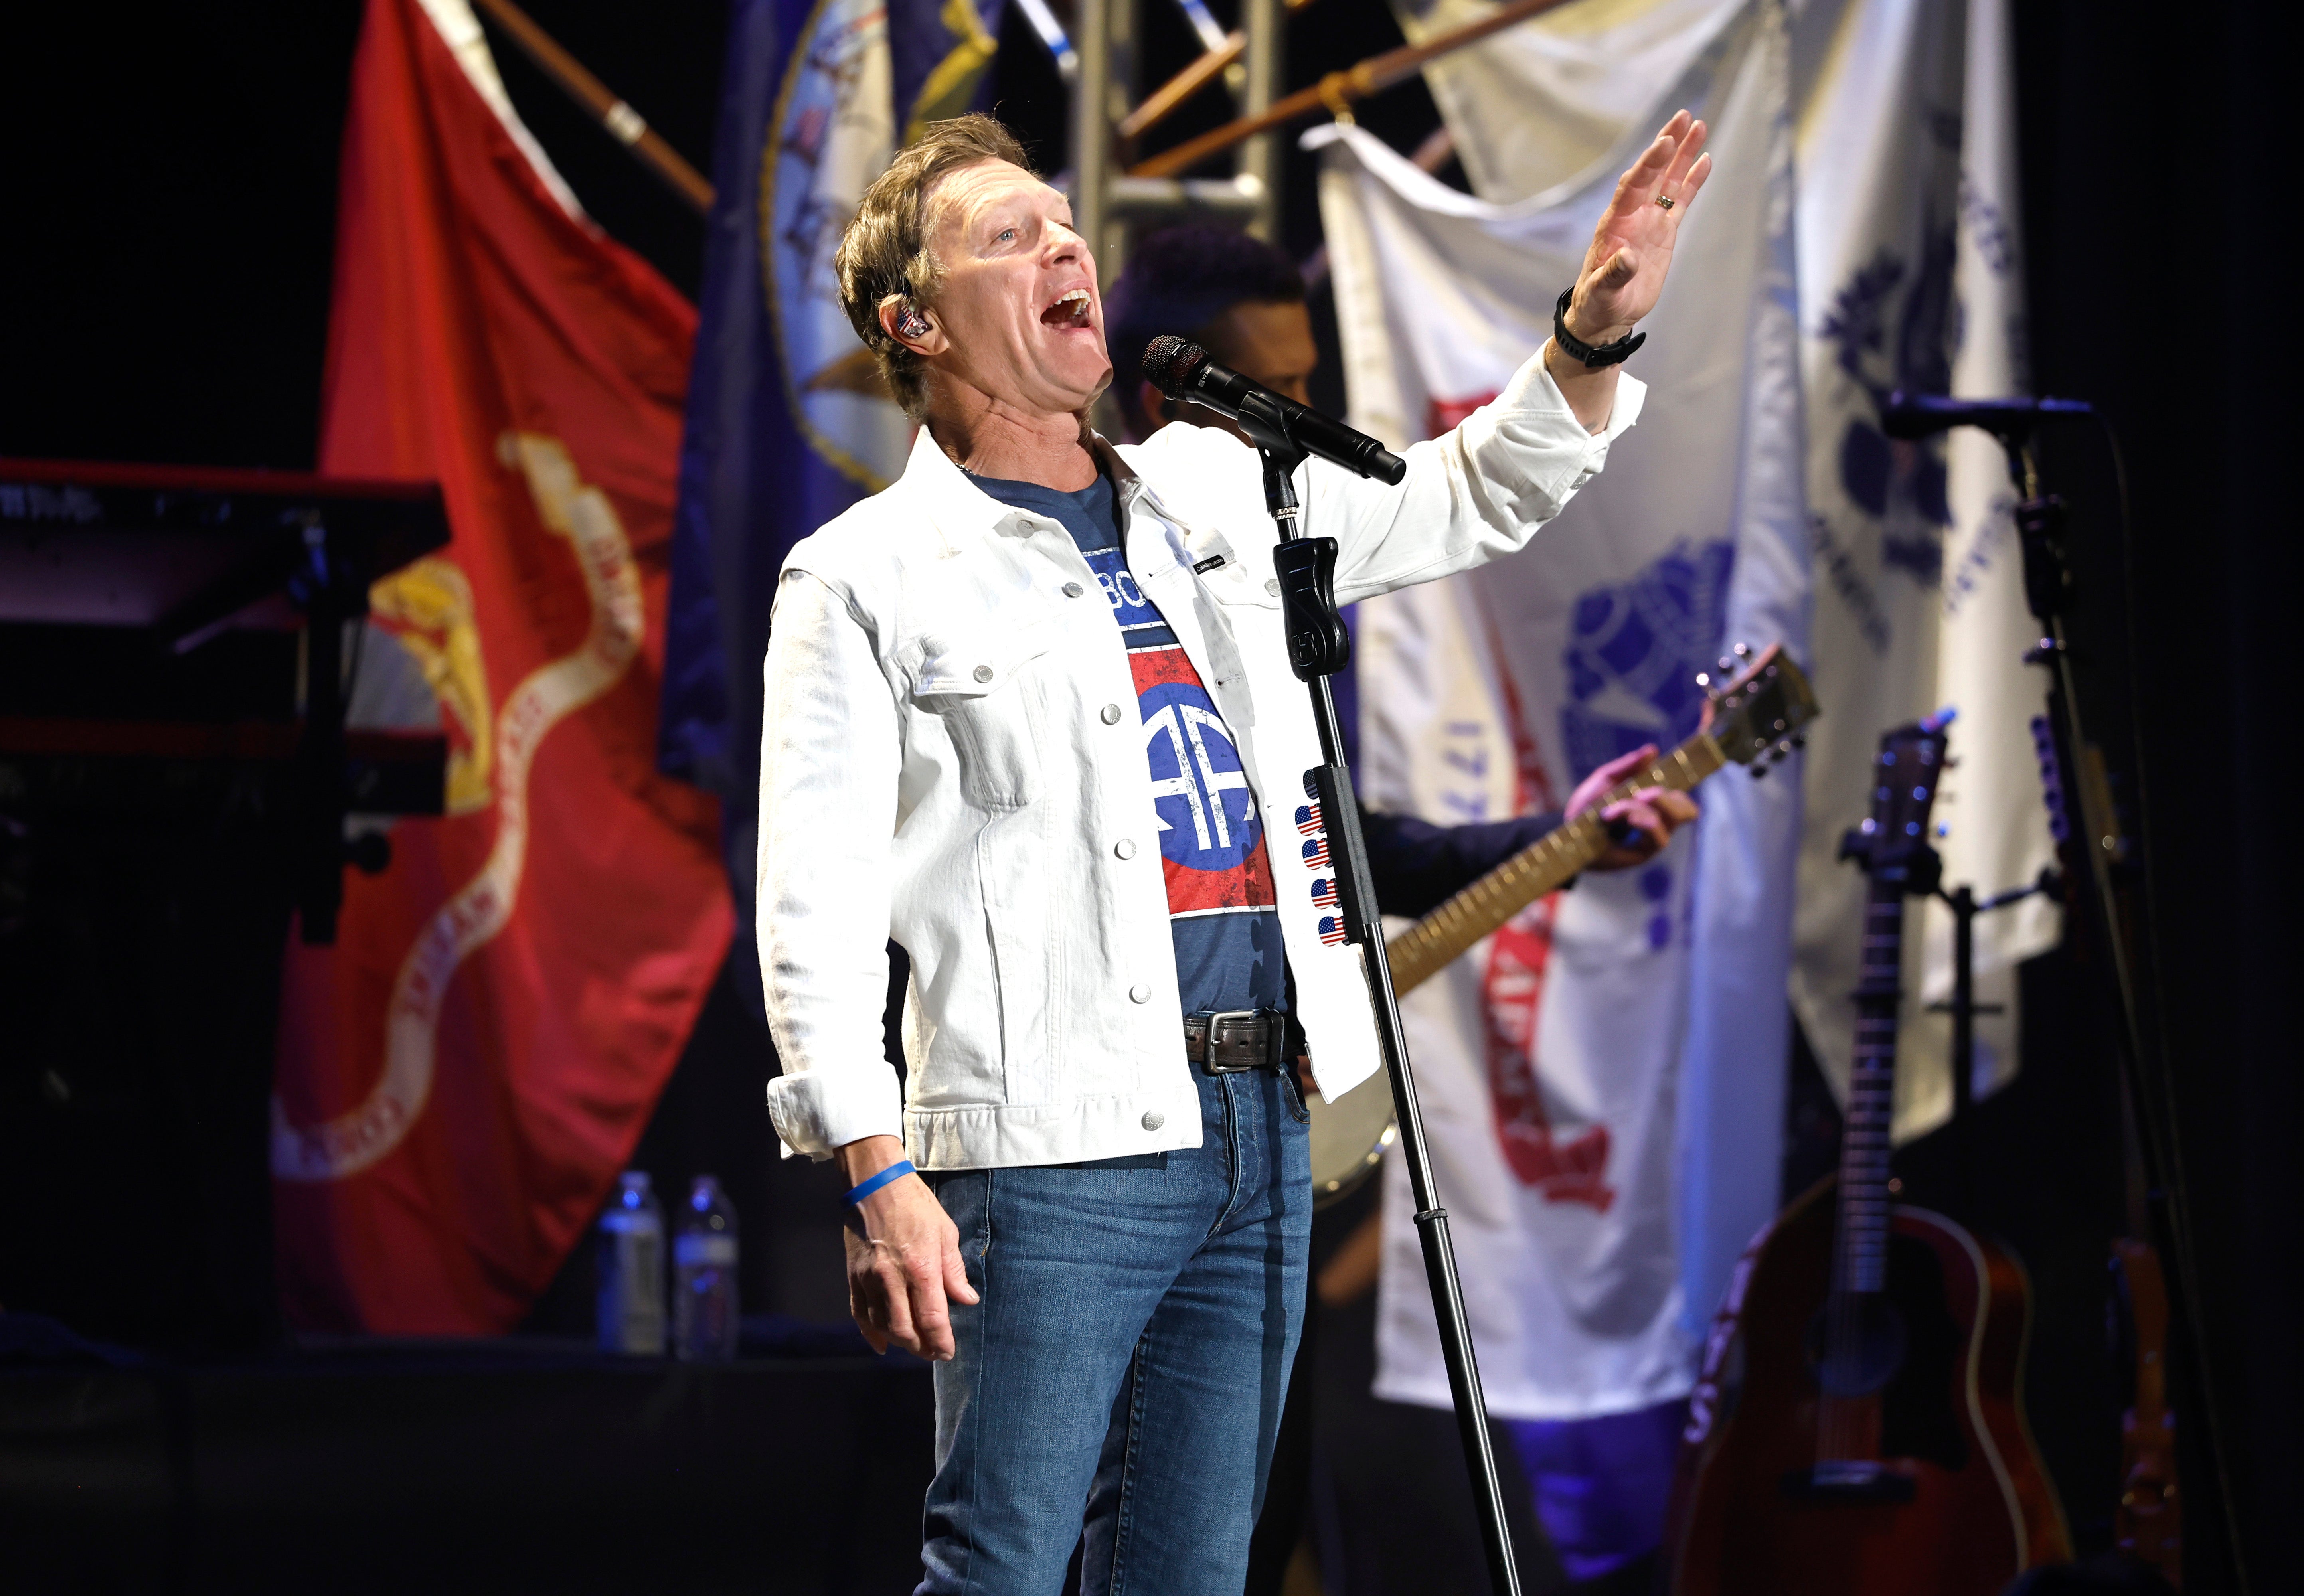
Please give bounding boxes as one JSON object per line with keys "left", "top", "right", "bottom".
{"left": 1568, "top": 109, "right": 1712, "bottom": 342}
{"left": 1541, "top": 109, "right": 1712, "bottom": 431}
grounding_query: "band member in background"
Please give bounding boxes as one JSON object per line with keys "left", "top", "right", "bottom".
{"left": 1104, "top": 223, "right": 1701, "bottom": 1592}
{"left": 758, "top": 111, "right": 1709, "bottom": 1594}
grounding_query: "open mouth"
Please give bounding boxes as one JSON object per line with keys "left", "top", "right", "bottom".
{"left": 1040, "top": 288, "right": 1093, "bottom": 329}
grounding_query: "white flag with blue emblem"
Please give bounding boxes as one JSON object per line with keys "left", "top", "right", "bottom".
{"left": 1315, "top": 0, "right": 1803, "bottom": 1419}
{"left": 1788, "top": 0, "right": 2056, "bottom": 1148}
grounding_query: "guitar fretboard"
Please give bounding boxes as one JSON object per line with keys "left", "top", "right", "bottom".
{"left": 1837, "top": 875, "right": 1904, "bottom": 1294}
{"left": 1383, "top": 735, "right": 1727, "bottom": 998}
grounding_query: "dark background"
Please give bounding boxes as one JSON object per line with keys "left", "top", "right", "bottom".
{"left": 1, "top": 0, "right": 2294, "bottom": 1590}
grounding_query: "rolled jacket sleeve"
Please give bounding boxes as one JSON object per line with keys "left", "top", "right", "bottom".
{"left": 758, "top": 569, "right": 905, "bottom": 1159}
{"left": 1314, "top": 351, "right": 1645, "bottom": 602}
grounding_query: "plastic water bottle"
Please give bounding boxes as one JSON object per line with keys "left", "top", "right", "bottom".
{"left": 674, "top": 1174, "right": 740, "bottom": 1362}
{"left": 597, "top": 1170, "right": 666, "bottom": 1355}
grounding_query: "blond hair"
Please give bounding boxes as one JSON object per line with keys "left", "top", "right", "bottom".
{"left": 835, "top": 114, "right": 1034, "bottom": 420}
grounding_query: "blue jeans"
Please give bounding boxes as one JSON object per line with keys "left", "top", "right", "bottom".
{"left": 919, "top": 1066, "right": 1312, "bottom": 1596}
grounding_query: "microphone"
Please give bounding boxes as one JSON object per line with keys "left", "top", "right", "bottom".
{"left": 1881, "top": 391, "right": 2094, "bottom": 439}
{"left": 1142, "top": 336, "right": 1408, "bottom": 485}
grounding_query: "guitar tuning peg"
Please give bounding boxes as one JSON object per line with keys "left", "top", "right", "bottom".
{"left": 1749, "top": 763, "right": 1768, "bottom": 780}
{"left": 1694, "top": 671, "right": 1713, "bottom": 689}
{"left": 1769, "top": 745, "right": 1790, "bottom": 763}
{"left": 1733, "top": 641, "right": 1752, "bottom": 658}
{"left": 1790, "top": 735, "right": 1806, "bottom": 749}
{"left": 1717, "top": 655, "right": 1737, "bottom": 675}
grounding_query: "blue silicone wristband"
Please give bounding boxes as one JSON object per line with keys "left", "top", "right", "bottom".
{"left": 845, "top": 1159, "right": 915, "bottom": 1205}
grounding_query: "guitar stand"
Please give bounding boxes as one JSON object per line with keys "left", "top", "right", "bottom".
{"left": 1991, "top": 429, "right": 2249, "bottom": 1591}
{"left": 1830, "top": 832, "right": 2038, "bottom": 1113}
{"left": 1929, "top": 868, "right": 2060, "bottom": 1123}
{"left": 1245, "top": 415, "right": 1523, "bottom": 1596}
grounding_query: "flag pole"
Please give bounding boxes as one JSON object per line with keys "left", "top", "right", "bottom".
{"left": 1129, "top": 0, "right": 1574, "bottom": 179}
{"left": 470, "top": 0, "right": 716, "bottom": 214}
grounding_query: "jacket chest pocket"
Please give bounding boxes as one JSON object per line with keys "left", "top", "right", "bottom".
{"left": 913, "top": 626, "right": 1055, "bottom": 810}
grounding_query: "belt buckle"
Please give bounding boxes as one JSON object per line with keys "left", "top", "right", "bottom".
{"left": 1199, "top": 1009, "right": 1266, "bottom": 1075}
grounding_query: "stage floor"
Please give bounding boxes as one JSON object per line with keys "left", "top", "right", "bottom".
{"left": 2, "top": 1325, "right": 933, "bottom": 1595}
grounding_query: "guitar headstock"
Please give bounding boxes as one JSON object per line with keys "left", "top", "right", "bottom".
{"left": 1842, "top": 709, "right": 1955, "bottom": 877}
{"left": 1703, "top": 642, "right": 1820, "bottom": 777}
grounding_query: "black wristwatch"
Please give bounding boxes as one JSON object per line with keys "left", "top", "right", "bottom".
{"left": 1552, "top": 287, "right": 1645, "bottom": 369}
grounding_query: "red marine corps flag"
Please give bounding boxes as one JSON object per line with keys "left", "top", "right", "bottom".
{"left": 271, "top": 0, "right": 733, "bottom": 1331}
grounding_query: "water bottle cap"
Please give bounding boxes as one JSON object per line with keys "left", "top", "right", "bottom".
{"left": 620, "top": 1170, "right": 652, "bottom": 1203}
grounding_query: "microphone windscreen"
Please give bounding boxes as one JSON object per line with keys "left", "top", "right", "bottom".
{"left": 1140, "top": 335, "right": 1207, "bottom": 399}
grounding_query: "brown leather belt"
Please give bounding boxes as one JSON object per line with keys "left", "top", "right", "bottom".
{"left": 1183, "top": 1009, "right": 1287, "bottom": 1074}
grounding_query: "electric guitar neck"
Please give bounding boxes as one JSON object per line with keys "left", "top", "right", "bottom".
{"left": 1381, "top": 643, "right": 1816, "bottom": 997}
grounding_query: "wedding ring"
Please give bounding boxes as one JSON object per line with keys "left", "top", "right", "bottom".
{"left": 1654, "top": 194, "right": 1676, "bottom": 209}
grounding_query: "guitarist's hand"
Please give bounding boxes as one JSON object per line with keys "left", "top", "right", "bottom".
{"left": 1568, "top": 744, "right": 1699, "bottom": 870}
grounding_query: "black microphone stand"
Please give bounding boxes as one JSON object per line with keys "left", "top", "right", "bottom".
{"left": 1233, "top": 392, "right": 1523, "bottom": 1596}
{"left": 1980, "top": 422, "right": 2250, "bottom": 1592}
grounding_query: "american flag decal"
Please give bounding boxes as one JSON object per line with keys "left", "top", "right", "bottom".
{"left": 1294, "top": 804, "right": 1325, "bottom": 837}
{"left": 1310, "top": 877, "right": 1339, "bottom": 909}
{"left": 1318, "top": 916, "right": 1350, "bottom": 946}
{"left": 1302, "top": 838, "right": 1331, "bottom": 870}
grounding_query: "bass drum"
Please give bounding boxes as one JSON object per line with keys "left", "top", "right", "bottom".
{"left": 1308, "top": 1070, "right": 1396, "bottom": 1208}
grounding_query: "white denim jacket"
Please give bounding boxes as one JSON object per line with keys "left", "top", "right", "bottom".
{"left": 760, "top": 351, "right": 1644, "bottom": 1170}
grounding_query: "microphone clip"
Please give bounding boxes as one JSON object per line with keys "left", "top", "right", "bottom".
{"left": 1227, "top": 390, "right": 1307, "bottom": 469}
{"left": 1274, "top": 534, "right": 1351, "bottom": 681}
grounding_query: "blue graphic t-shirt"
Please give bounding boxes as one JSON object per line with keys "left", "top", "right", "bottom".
{"left": 972, "top": 471, "right": 1286, "bottom": 1017}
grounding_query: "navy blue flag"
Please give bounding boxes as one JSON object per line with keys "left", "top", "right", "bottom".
{"left": 660, "top": 0, "right": 1004, "bottom": 998}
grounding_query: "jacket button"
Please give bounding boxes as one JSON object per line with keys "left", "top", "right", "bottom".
{"left": 1064, "top": 581, "right": 1085, "bottom": 597}
{"left": 1129, "top": 983, "right": 1152, "bottom": 1003}
{"left": 1265, "top": 578, "right": 1280, "bottom": 595}
{"left": 1100, "top": 703, "right": 1122, "bottom": 725}
{"left": 1142, "top": 1111, "right": 1166, "bottom": 1131}
{"left": 1114, "top": 838, "right": 1137, "bottom": 860}
{"left": 972, "top": 664, "right": 994, "bottom": 683}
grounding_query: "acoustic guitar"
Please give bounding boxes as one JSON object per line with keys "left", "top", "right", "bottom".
{"left": 1307, "top": 642, "right": 1820, "bottom": 1202}
{"left": 1662, "top": 712, "right": 2070, "bottom": 1595}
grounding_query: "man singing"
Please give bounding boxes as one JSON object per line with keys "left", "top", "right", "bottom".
{"left": 759, "top": 111, "right": 1710, "bottom": 1594}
